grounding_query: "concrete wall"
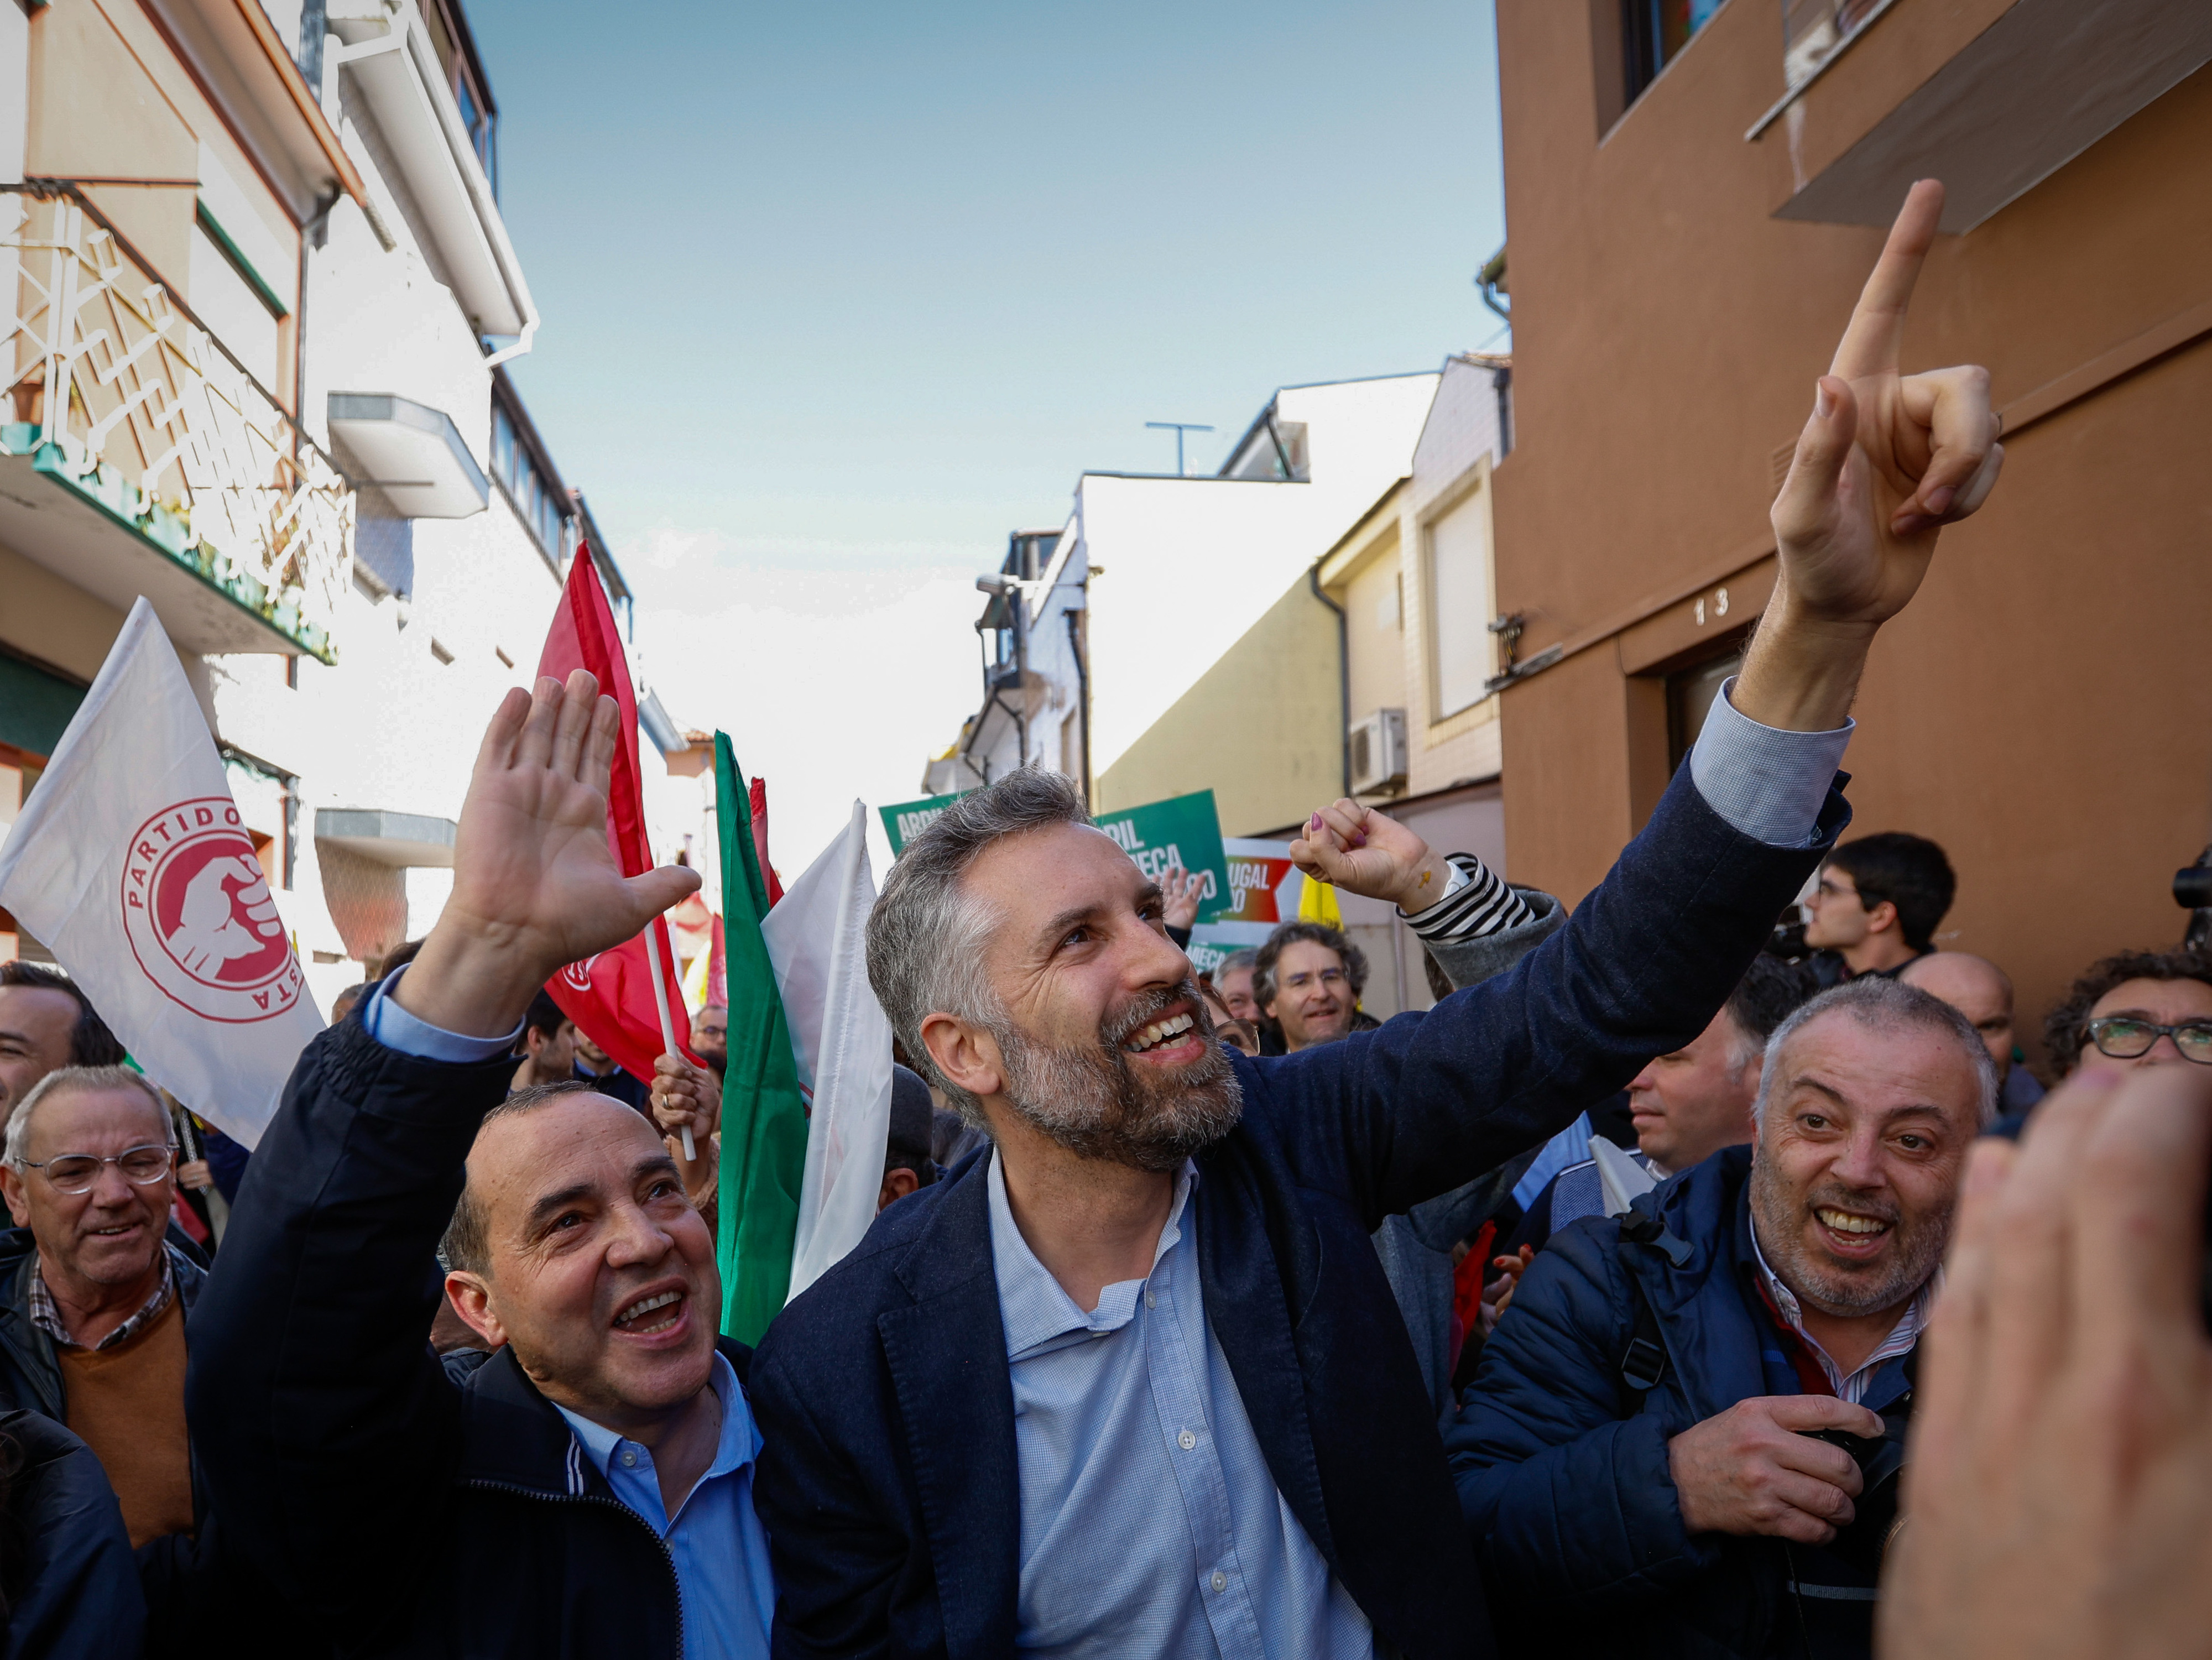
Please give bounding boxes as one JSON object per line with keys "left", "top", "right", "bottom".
{"left": 1490, "top": 0, "right": 2212, "bottom": 1067}
{"left": 1083, "top": 373, "right": 1438, "bottom": 776}
{"left": 1095, "top": 572, "right": 1342, "bottom": 837}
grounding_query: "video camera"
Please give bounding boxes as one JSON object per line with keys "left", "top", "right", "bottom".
{"left": 2177, "top": 844, "right": 2211, "bottom": 954}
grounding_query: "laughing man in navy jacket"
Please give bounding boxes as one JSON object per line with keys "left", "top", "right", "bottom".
{"left": 748, "top": 182, "right": 2003, "bottom": 1660}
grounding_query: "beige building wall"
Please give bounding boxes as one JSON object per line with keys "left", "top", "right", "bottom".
{"left": 30, "top": 0, "right": 305, "bottom": 411}
{"left": 1397, "top": 359, "right": 1509, "bottom": 797}
{"left": 1335, "top": 523, "right": 1407, "bottom": 733}
{"left": 1094, "top": 575, "right": 1342, "bottom": 837}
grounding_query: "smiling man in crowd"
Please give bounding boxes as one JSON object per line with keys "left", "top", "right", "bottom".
{"left": 190, "top": 672, "right": 769, "bottom": 1658}
{"left": 0, "top": 1066, "right": 199, "bottom": 1551}
{"left": 748, "top": 183, "right": 2002, "bottom": 1660}
{"left": 1448, "top": 977, "right": 1995, "bottom": 1658}
{"left": 0, "top": 962, "right": 126, "bottom": 1132}
{"left": 1255, "top": 921, "right": 1366, "bottom": 1052}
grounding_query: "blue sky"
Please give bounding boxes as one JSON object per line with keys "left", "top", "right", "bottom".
{"left": 468, "top": 0, "right": 1507, "bottom": 867}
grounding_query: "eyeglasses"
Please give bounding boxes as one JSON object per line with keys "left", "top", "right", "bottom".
{"left": 15, "top": 1144, "right": 174, "bottom": 1195}
{"left": 2084, "top": 1016, "right": 2212, "bottom": 1066}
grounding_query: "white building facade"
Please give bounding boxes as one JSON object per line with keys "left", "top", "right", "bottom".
{"left": 928, "top": 372, "right": 1442, "bottom": 808}
{"left": 0, "top": 0, "right": 672, "bottom": 1016}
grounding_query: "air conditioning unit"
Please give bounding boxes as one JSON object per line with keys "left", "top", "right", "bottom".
{"left": 1348, "top": 708, "right": 1408, "bottom": 795}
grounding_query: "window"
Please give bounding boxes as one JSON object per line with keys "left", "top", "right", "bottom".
{"left": 187, "top": 221, "right": 281, "bottom": 391}
{"left": 492, "top": 404, "right": 515, "bottom": 484}
{"left": 1623, "top": 0, "right": 1723, "bottom": 103}
{"left": 1427, "top": 485, "right": 1496, "bottom": 721}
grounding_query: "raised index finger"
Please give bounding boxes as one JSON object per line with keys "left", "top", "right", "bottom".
{"left": 1829, "top": 178, "right": 1943, "bottom": 380}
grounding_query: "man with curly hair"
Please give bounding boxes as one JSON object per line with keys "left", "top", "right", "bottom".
{"left": 2042, "top": 950, "right": 2212, "bottom": 1080}
{"left": 1254, "top": 921, "right": 1369, "bottom": 1053}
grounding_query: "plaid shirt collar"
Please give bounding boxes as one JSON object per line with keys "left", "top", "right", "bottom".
{"left": 28, "top": 1245, "right": 179, "bottom": 1352}
{"left": 1747, "top": 1219, "right": 1932, "bottom": 1405}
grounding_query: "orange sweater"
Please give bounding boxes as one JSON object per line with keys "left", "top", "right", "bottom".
{"left": 60, "top": 1293, "right": 194, "bottom": 1547}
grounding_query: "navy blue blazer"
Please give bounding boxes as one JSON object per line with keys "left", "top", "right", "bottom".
{"left": 750, "top": 764, "right": 1849, "bottom": 1660}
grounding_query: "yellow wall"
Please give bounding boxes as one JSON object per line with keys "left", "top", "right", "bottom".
{"left": 1334, "top": 526, "right": 1406, "bottom": 737}
{"left": 1095, "top": 575, "right": 1342, "bottom": 837}
{"left": 0, "top": 543, "right": 127, "bottom": 682}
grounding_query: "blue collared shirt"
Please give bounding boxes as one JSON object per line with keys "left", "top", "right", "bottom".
{"left": 361, "top": 983, "right": 774, "bottom": 1659}
{"left": 988, "top": 1151, "right": 1373, "bottom": 1660}
{"left": 556, "top": 1354, "right": 775, "bottom": 1660}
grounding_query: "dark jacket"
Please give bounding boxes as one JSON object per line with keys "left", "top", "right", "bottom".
{"left": 1374, "top": 886, "right": 1570, "bottom": 1419}
{"left": 0, "top": 1409, "right": 144, "bottom": 1660}
{"left": 1444, "top": 1146, "right": 1912, "bottom": 1658}
{"left": 0, "top": 1233, "right": 206, "bottom": 1427}
{"left": 186, "top": 1022, "right": 755, "bottom": 1657}
{"left": 749, "top": 765, "right": 1848, "bottom": 1660}
{"left": 0, "top": 1231, "right": 231, "bottom": 1653}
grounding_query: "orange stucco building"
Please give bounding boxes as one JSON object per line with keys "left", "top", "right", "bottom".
{"left": 1487, "top": 0, "right": 2212, "bottom": 1066}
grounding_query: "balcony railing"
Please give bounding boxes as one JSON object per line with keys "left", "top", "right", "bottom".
{"left": 0, "top": 187, "right": 351, "bottom": 661}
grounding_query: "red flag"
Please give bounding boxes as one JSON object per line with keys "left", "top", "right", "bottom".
{"left": 535, "top": 544, "right": 693, "bottom": 1083}
{"left": 748, "top": 776, "right": 784, "bottom": 907}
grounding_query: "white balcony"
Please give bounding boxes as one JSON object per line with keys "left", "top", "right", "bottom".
{"left": 0, "top": 190, "right": 352, "bottom": 661}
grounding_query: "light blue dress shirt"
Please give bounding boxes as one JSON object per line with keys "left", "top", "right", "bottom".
{"left": 1689, "top": 677, "right": 1853, "bottom": 849}
{"left": 557, "top": 1354, "right": 776, "bottom": 1660}
{"left": 988, "top": 1152, "right": 1373, "bottom": 1660}
{"left": 980, "top": 691, "right": 1848, "bottom": 1655}
{"left": 363, "top": 977, "right": 775, "bottom": 1660}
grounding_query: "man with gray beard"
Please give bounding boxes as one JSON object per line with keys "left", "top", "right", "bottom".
{"left": 1446, "top": 975, "right": 1997, "bottom": 1660}
{"left": 747, "top": 184, "right": 2001, "bottom": 1660}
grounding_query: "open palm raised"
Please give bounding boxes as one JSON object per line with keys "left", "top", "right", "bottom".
{"left": 397, "top": 671, "right": 701, "bottom": 1038}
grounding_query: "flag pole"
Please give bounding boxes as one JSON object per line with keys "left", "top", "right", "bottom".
{"left": 642, "top": 917, "right": 695, "bottom": 1161}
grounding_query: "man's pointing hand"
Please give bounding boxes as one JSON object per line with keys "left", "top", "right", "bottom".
{"left": 1735, "top": 179, "right": 2003, "bottom": 733}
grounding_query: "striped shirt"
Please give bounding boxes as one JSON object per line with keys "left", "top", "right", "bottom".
{"left": 1747, "top": 1226, "right": 1933, "bottom": 1405}
{"left": 1401, "top": 852, "right": 1535, "bottom": 941}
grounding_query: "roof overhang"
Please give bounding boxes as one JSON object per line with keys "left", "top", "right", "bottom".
{"left": 1767, "top": 0, "right": 2212, "bottom": 232}
{"left": 638, "top": 690, "right": 683, "bottom": 757}
{"left": 314, "top": 807, "right": 456, "bottom": 866}
{"left": 330, "top": 0, "right": 538, "bottom": 349}
{"left": 0, "top": 440, "right": 330, "bottom": 659}
{"left": 328, "top": 393, "right": 488, "bottom": 518}
{"left": 142, "top": 0, "right": 368, "bottom": 221}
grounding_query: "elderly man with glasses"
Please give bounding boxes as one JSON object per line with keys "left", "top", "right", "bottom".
{"left": 0, "top": 1063, "right": 201, "bottom": 1551}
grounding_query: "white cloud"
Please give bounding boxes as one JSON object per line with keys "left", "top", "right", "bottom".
{"left": 624, "top": 547, "right": 986, "bottom": 881}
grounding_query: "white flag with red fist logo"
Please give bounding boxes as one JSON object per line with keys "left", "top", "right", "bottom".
{"left": 0, "top": 599, "right": 321, "bottom": 1148}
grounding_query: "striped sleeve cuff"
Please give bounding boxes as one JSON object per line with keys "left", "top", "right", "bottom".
{"left": 1402, "top": 852, "right": 1535, "bottom": 941}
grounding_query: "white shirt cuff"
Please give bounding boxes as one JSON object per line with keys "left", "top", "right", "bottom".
{"left": 362, "top": 967, "right": 524, "bottom": 1064}
{"left": 1687, "top": 677, "right": 1853, "bottom": 849}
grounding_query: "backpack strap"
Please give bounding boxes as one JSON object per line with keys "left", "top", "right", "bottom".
{"left": 1614, "top": 1199, "right": 1682, "bottom": 1412}
{"left": 1616, "top": 1271, "right": 1669, "bottom": 1410}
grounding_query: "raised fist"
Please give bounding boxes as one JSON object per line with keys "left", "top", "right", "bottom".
{"left": 169, "top": 854, "right": 284, "bottom": 975}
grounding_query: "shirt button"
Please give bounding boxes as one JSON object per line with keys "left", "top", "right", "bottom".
{"left": 1211, "top": 1570, "right": 1228, "bottom": 1593}
{"left": 619, "top": 1450, "right": 638, "bottom": 1468}
{"left": 1178, "top": 1430, "right": 1197, "bottom": 1450}
{"left": 1144, "top": 1290, "right": 1156, "bottom": 1309}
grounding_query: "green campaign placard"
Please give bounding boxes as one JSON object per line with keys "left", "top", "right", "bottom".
{"left": 879, "top": 792, "right": 969, "bottom": 856}
{"left": 1092, "top": 789, "right": 1232, "bottom": 926}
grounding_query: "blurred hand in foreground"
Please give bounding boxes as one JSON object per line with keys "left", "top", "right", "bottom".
{"left": 1881, "top": 1063, "right": 2212, "bottom": 1660}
